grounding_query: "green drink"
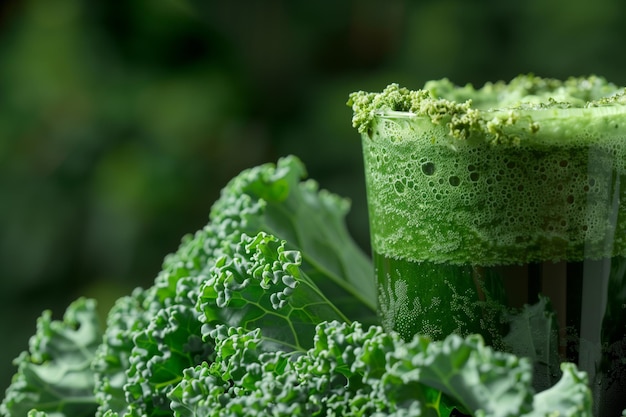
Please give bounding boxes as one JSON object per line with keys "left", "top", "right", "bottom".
{"left": 349, "top": 75, "right": 626, "bottom": 416}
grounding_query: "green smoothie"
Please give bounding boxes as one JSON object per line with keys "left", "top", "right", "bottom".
{"left": 349, "top": 75, "right": 626, "bottom": 416}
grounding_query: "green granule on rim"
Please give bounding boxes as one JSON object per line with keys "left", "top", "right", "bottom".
{"left": 348, "top": 74, "right": 626, "bottom": 145}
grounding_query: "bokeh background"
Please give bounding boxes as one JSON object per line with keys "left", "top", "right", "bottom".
{"left": 2, "top": 0, "right": 626, "bottom": 393}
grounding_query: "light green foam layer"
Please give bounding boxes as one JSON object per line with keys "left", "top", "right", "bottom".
{"left": 353, "top": 76, "right": 626, "bottom": 265}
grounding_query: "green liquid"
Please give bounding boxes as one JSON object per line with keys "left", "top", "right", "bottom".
{"left": 374, "top": 252, "right": 508, "bottom": 344}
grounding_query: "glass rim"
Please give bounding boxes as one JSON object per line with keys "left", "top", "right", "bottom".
{"left": 375, "top": 104, "right": 626, "bottom": 121}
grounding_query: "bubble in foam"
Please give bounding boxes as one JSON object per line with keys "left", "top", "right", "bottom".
{"left": 449, "top": 176, "right": 461, "bottom": 186}
{"left": 422, "top": 162, "right": 435, "bottom": 176}
{"left": 393, "top": 180, "right": 405, "bottom": 195}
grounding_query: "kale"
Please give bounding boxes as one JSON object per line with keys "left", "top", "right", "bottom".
{"left": 0, "top": 156, "right": 593, "bottom": 417}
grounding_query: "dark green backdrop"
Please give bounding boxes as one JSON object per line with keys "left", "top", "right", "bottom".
{"left": 1, "top": 0, "right": 625, "bottom": 394}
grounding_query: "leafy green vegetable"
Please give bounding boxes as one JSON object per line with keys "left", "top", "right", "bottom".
{"left": 168, "top": 321, "right": 592, "bottom": 417}
{"left": 89, "top": 155, "right": 374, "bottom": 417}
{"left": 502, "top": 296, "right": 561, "bottom": 391}
{"left": 1, "top": 156, "right": 594, "bottom": 417}
{"left": 0, "top": 298, "right": 101, "bottom": 417}
{"left": 209, "top": 155, "right": 377, "bottom": 319}
{"left": 196, "top": 232, "right": 349, "bottom": 351}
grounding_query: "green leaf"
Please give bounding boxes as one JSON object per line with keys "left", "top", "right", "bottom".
{"left": 524, "top": 363, "right": 592, "bottom": 417}
{"left": 210, "top": 155, "right": 377, "bottom": 322}
{"left": 123, "top": 303, "right": 213, "bottom": 417}
{"left": 390, "top": 334, "right": 535, "bottom": 417}
{"left": 2, "top": 155, "right": 595, "bottom": 417}
{"left": 89, "top": 155, "right": 371, "bottom": 417}
{"left": 0, "top": 298, "right": 101, "bottom": 417}
{"left": 92, "top": 290, "right": 150, "bottom": 417}
{"left": 170, "top": 322, "right": 594, "bottom": 417}
{"left": 502, "top": 295, "right": 561, "bottom": 391}
{"left": 197, "top": 232, "right": 350, "bottom": 352}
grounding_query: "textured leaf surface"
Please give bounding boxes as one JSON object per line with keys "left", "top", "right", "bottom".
{"left": 168, "top": 322, "right": 594, "bottom": 417}
{"left": 1, "top": 298, "right": 101, "bottom": 417}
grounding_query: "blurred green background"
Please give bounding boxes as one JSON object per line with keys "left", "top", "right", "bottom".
{"left": 1, "top": 0, "right": 626, "bottom": 393}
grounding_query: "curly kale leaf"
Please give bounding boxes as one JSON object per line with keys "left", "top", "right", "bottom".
{"left": 387, "top": 333, "right": 534, "bottom": 417}
{"left": 92, "top": 231, "right": 350, "bottom": 417}
{"left": 209, "top": 155, "right": 377, "bottom": 321}
{"left": 0, "top": 298, "right": 101, "bottom": 417}
{"left": 150, "top": 155, "right": 376, "bottom": 323}
{"left": 502, "top": 295, "right": 562, "bottom": 391}
{"left": 197, "top": 232, "right": 349, "bottom": 352}
{"left": 86, "top": 155, "right": 372, "bottom": 417}
{"left": 168, "top": 321, "right": 593, "bottom": 417}
{"left": 528, "top": 363, "right": 592, "bottom": 417}
{"left": 91, "top": 289, "right": 151, "bottom": 417}
{"left": 121, "top": 303, "right": 211, "bottom": 417}
{"left": 2, "top": 155, "right": 595, "bottom": 417}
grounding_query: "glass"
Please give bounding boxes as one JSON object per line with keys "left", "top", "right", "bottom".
{"left": 359, "top": 103, "right": 626, "bottom": 416}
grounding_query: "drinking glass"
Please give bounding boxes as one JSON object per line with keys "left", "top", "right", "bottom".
{"left": 356, "top": 87, "right": 626, "bottom": 416}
